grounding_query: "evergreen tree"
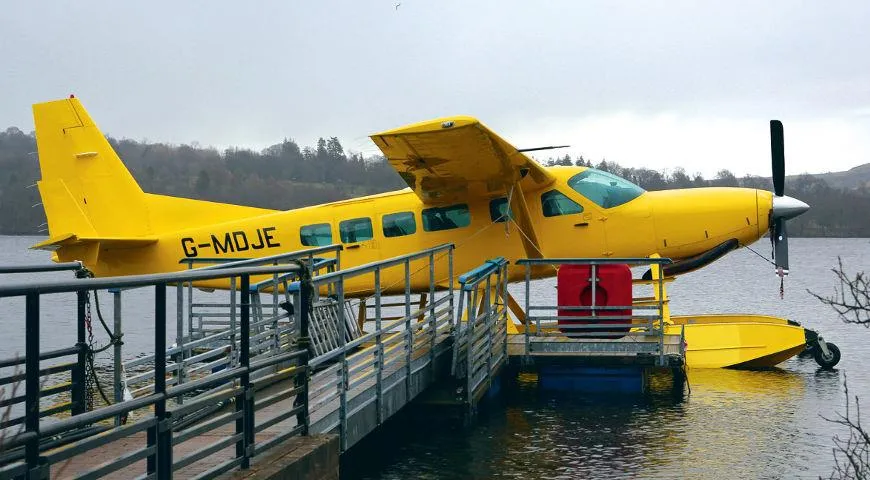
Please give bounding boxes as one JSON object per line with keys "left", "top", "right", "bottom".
{"left": 0, "top": 125, "right": 867, "bottom": 236}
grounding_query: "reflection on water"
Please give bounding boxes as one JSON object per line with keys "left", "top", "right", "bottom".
{"left": 345, "top": 361, "right": 844, "bottom": 479}
{"left": 2, "top": 236, "right": 869, "bottom": 478}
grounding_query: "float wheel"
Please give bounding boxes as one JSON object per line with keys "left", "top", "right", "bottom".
{"left": 813, "top": 342, "right": 841, "bottom": 369}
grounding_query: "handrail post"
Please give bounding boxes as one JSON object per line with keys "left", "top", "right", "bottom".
{"left": 297, "top": 268, "right": 312, "bottom": 435}
{"left": 151, "top": 282, "right": 172, "bottom": 479}
{"left": 238, "top": 274, "right": 254, "bottom": 468}
{"left": 186, "top": 267, "right": 194, "bottom": 338}
{"left": 449, "top": 249, "right": 458, "bottom": 376}
{"left": 501, "top": 263, "right": 509, "bottom": 361}
{"left": 404, "top": 259, "right": 412, "bottom": 400}
{"left": 374, "top": 267, "right": 384, "bottom": 426}
{"left": 230, "top": 277, "right": 238, "bottom": 368}
{"left": 24, "top": 292, "right": 40, "bottom": 476}
{"left": 175, "top": 282, "right": 185, "bottom": 406}
{"left": 657, "top": 265, "right": 665, "bottom": 366}
{"left": 113, "top": 289, "right": 123, "bottom": 425}
{"left": 448, "top": 247, "right": 454, "bottom": 329}
{"left": 72, "top": 290, "right": 87, "bottom": 416}
{"left": 428, "top": 252, "right": 436, "bottom": 372}
{"left": 524, "top": 265, "right": 531, "bottom": 356}
{"left": 452, "top": 282, "right": 465, "bottom": 377}
{"left": 465, "top": 286, "right": 477, "bottom": 410}
{"left": 337, "top": 279, "right": 347, "bottom": 451}
{"left": 273, "top": 266, "right": 280, "bottom": 355}
{"left": 485, "top": 276, "right": 493, "bottom": 385}
{"left": 590, "top": 263, "right": 598, "bottom": 336}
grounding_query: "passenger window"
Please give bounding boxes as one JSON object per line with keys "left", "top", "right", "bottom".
{"left": 339, "top": 218, "right": 373, "bottom": 243}
{"left": 300, "top": 223, "right": 332, "bottom": 246}
{"left": 422, "top": 204, "right": 471, "bottom": 232}
{"left": 489, "top": 197, "right": 513, "bottom": 223}
{"left": 383, "top": 212, "right": 417, "bottom": 238}
{"left": 541, "top": 190, "right": 583, "bottom": 217}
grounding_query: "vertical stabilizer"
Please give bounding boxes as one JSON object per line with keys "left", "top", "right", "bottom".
{"left": 32, "top": 97, "right": 152, "bottom": 240}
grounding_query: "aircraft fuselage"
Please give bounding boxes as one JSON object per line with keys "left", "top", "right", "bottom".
{"left": 70, "top": 166, "right": 773, "bottom": 295}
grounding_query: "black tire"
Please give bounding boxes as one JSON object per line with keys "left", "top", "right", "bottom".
{"left": 813, "top": 342, "right": 841, "bottom": 369}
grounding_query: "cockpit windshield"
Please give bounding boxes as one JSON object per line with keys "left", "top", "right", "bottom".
{"left": 567, "top": 169, "right": 645, "bottom": 209}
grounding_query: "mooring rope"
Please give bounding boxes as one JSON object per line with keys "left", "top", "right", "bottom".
{"left": 76, "top": 267, "right": 125, "bottom": 418}
{"left": 740, "top": 243, "right": 785, "bottom": 298}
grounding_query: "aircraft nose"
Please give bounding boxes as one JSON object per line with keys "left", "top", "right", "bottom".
{"left": 772, "top": 195, "right": 810, "bottom": 220}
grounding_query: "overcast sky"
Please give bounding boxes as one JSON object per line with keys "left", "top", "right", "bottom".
{"left": 2, "top": 1, "right": 868, "bottom": 177}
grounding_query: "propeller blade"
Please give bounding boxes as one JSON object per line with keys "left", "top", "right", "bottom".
{"left": 772, "top": 217, "right": 789, "bottom": 275}
{"left": 770, "top": 120, "right": 785, "bottom": 196}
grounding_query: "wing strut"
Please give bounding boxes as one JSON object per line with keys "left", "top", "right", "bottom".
{"left": 482, "top": 127, "right": 545, "bottom": 259}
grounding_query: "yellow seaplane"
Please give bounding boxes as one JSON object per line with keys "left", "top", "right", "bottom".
{"left": 29, "top": 96, "right": 839, "bottom": 370}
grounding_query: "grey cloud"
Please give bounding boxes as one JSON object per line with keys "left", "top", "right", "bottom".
{"left": 0, "top": 0, "right": 867, "bottom": 165}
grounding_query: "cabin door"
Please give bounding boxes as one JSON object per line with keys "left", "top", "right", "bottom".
{"left": 335, "top": 215, "right": 380, "bottom": 270}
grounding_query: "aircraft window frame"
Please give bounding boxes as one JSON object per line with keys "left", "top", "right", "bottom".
{"left": 489, "top": 197, "right": 514, "bottom": 223}
{"left": 567, "top": 168, "right": 645, "bottom": 209}
{"left": 300, "top": 223, "right": 333, "bottom": 247}
{"left": 421, "top": 204, "right": 471, "bottom": 232}
{"left": 541, "top": 190, "right": 584, "bottom": 217}
{"left": 382, "top": 211, "right": 417, "bottom": 238}
{"left": 339, "top": 217, "right": 374, "bottom": 244}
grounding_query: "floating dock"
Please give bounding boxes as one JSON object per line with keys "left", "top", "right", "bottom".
{"left": 507, "top": 257, "right": 686, "bottom": 394}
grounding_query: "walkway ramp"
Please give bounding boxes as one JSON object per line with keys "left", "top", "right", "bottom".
{"left": 0, "top": 244, "right": 509, "bottom": 479}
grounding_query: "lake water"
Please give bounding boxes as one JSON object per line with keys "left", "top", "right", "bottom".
{"left": 1, "top": 236, "right": 868, "bottom": 478}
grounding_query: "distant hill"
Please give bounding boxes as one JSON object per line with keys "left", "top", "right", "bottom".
{"left": 789, "top": 163, "right": 870, "bottom": 190}
{"left": 1, "top": 126, "right": 869, "bottom": 236}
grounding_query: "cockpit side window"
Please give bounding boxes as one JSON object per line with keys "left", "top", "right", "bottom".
{"left": 567, "top": 169, "right": 645, "bottom": 209}
{"left": 541, "top": 190, "right": 583, "bottom": 217}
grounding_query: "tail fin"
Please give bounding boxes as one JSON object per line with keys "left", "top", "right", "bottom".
{"left": 33, "top": 97, "right": 153, "bottom": 246}
{"left": 32, "top": 97, "right": 278, "bottom": 264}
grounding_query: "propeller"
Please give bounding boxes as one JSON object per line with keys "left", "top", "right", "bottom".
{"left": 771, "top": 121, "right": 785, "bottom": 196}
{"left": 768, "top": 120, "right": 809, "bottom": 277}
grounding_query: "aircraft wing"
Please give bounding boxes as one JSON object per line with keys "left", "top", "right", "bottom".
{"left": 370, "top": 116, "right": 555, "bottom": 204}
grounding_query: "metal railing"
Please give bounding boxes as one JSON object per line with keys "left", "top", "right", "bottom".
{"left": 0, "top": 262, "right": 84, "bottom": 275}
{"left": 453, "top": 258, "right": 509, "bottom": 411}
{"left": 0, "top": 348, "right": 84, "bottom": 442}
{"left": 86, "top": 243, "right": 459, "bottom": 455}
{"left": 179, "top": 245, "right": 342, "bottom": 340}
{"left": 118, "top": 246, "right": 343, "bottom": 407}
{"left": 0, "top": 244, "right": 521, "bottom": 476}
{"left": 0, "top": 261, "right": 90, "bottom": 463}
{"left": 0, "top": 263, "right": 312, "bottom": 480}
{"left": 516, "top": 257, "right": 674, "bottom": 366}
{"left": 305, "top": 243, "right": 455, "bottom": 451}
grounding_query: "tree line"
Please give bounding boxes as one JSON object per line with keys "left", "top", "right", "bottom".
{"left": 546, "top": 154, "right": 870, "bottom": 237}
{"left": 1, "top": 127, "right": 868, "bottom": 237}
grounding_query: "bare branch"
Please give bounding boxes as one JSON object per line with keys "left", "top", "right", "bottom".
{"left": 822, "top": 375, "right": 870, "bottom": 479}
{"left": 808, "top": 257, "right": 870, "bottom": 327}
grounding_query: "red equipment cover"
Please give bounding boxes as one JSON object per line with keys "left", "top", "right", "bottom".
{"left": 557, "top": 264, "right": 632, "bottom": 338}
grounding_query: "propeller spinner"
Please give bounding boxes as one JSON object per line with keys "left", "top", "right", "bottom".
{"left": 769, "top": 120, "right": 810, "bottom": 276}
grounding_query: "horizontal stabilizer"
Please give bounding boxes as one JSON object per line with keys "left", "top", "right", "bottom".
{"left": 31, "top": 233, "right": 157, "bottom": 251}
